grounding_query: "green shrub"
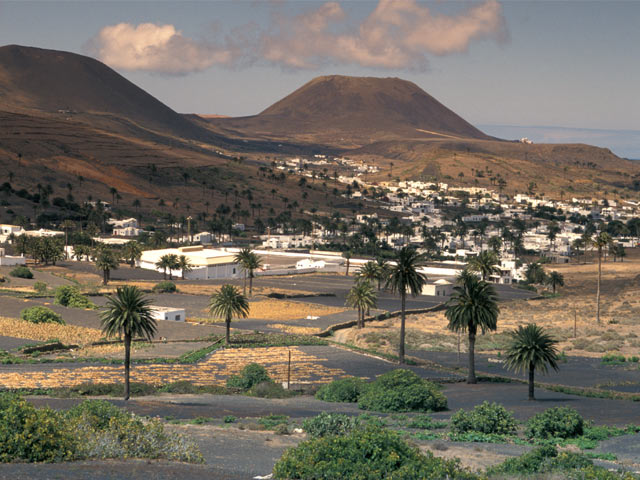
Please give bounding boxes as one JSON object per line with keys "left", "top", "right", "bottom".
{"left": 226, "top": 363, "right": 272, "bottom": 390}
{"left": 602, "top": 353, "right": 626, "bottom": 365}
{"left": 223, "top": 415, "right": 236, "bottom": 424}
{"left": 20, "top": 306, "right": 65, "bottom": 325}
{"left": 273, "top": 425, "right": 478, "bottom": 479}
{"left": 358, "top": 369, "right": 447, "bottom": 413}
{"left": 315, "top": 376, "right": 368, "bottom": 403}
{"left": 54, "top": 285, "right": 95, "bottom": 309}
{"left": 249, "top": 380, "right": 292, "bottom": 399}
{"left": 407, "top": 414, "right": 448, "bottom": 430}
{"left": 258, "top": 414, "right": 289, "bottom": 430}
{"left": 152, "top": 281, "right": 177, "bottom": 293}
{"left": 10, "top": 266, "right": 33, "bottom": 279}
{"left": 450, "top": 402, "right": 517, "bottom": 435}
{"left": 0, "top": 275, "right": 6, "bottom": 283}
{"left": 65, "top": 400, "right": 129, "bottom": 430}
{"left": 526, "top": 406, "right": 584, "bottom": 439}
{"left": 33, "top": 281, "right": 47, "bottom": 294}
{"left": 302, "top": 412, "right": 358, "bottom": 438}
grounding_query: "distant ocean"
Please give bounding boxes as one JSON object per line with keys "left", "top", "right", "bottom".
{"left": 478, "top": 125, "right": 640, "bottom": 160}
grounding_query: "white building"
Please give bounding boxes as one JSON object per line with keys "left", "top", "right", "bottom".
{"left": 0, "top": 224, "right": 25, "bottom": 243}
{"left": 422, "top": 279, "right": 453, "bottom": 297}
{"left": 296, "top": 259, "right": 326, "bottom": 270}
{"left": 261, "top": 235, "right": 313, "bottom": 249}
{"left": 150, "top": 306, "right": 186, "bottom": 322}
{"left": 0, "top": 248, "right": 26, "bottom": 266}
{"left": 139, "top": 246, "right": 241, "bottom": 280}
{"left": 113, "top": 226, "right": 142, "bottom": 237}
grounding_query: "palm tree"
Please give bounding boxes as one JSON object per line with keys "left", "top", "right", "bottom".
{"left": 346, "top": 280, "right": 377, "bottom": 328}
{"left": 61, "top": 220, "right": 75, "bottom": 259}
{"left": 525, "top": 262, "right": 547, "bottom": 285}
{"left": 122, "top": 241, "right": 142, "bottom": 268}
{"left": 155, "top": 253, "right": 179, "bottom": 280}
{"left": 546, "top": 271, "right": 564, "bottom": 294}
{"left": 95, "top": 247, "right": 119, "bottom": 285}
{"left": 445, "top": 271, "right": 499, "bottom": 384}
{"left": 234, "top": 248, "right": 252, "bottom": 295}
{"left": 467, "top": 250, "right": 501, "bottom": 282}
{"left": 100, "top": 286, "right": 157, "bottom": 400}
{"left": 244, "top": 251, "right": 262, "bottom": 295}
{"left": 209, "top": 284, "right": 250, "bottom": 344}
{"left": 375, "top": 257, "right": 390, "bottom": 290}
{"left": 386, "top": 247, "right": 428, "bottom": 364}
{"left": 177, "top": 255, "right": 193, "bottom": 280}
{"left": 593, "top": 232, "right": 611, "bottom": 324}
{"left": 488, "top": 236, "right": 502, "bottom": 255}
{"left": 357, "top": 261, "right": 381, "bottom": 285}
{"left": 504, "top": 324, "right": 559, "bottom": 400}
{"left": 343, "top": 250, "right": 352, "bottom": 276}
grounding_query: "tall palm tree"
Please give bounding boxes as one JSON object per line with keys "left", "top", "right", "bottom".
{"left": 244, "top": 252, "right": 262, "bottom": 296}
{"left": 546, "top": 271, "right": 564, "bottom": 294}
{"left": 357, "top": 261, "right": 381, "bottom": 286}
{"left": 445, "top": 271, "right": 499, "bottom": 384}
{"left": 386, "top": 247, "right": 428, "bottom": 364}
{"left": 209, "top": 284, "right": 250, "bottom": 345}
{"left": 525, "top": 262, "right": 547, "bottom": 285}
{"left": 346, "top": 280, "right": 377, "bottom": 328}
{"left": 343, "top": 250, "right": 352, "bottom": 276}
{"left": 122, "top": 241, "right": 142, "bottom": 268}
{"left": 467, "top": 250, "right": 501, "bottom": 282}
{"left": 156, "top": 253, "right": 179, "bottom": 280}
{"left": 95, "top": 247, "right": 119, "bottom": 285}
{"left": 375, "top": 257, "right": 390, "bottom": 290}
{"left": 61, "top": 220, "right": 75, "bottom": 259}
{"left": 504, "top": 324, "right": 559, "bottom": 400}
{"left": 592, "top": 232, "right": 611, "bottom": 324}
{"left": 177, "top": 255, "right": 193, "bottom": 280}
{"left": 234, "top": 248, "right": 252, "bottom": 295}
{"left": 488, "top": 236, "right": 502, "bottom": 255}
{"left": 100, "top": 286, "right": 156, "bottom": 400}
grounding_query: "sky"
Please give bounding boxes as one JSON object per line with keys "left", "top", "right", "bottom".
{"left": 1, "top": 0, "right": 639, "bottom": 158}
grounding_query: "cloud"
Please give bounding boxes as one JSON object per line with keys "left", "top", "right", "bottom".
{"left": 88, "top": 23, "right": 232, "bottom": 74}
{"left": 89, "top": 1, "right": 507, "bottom": 73}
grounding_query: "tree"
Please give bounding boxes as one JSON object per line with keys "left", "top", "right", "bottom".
{"left": 234, "top": 248, "right": 262, "bottom": 295}
{"left": 525, "top": 262, "right": 547, "bottom": 285}
{"left": 155, "top": 253, "right": 178, "bottom": 280}
{"left": 346, "top": 280, "right": 377, "bottom": 328}
{"left": 375, "top": 257, "right": 391, "bottom": 290}
{"left": 208, "top": 284, "right": 250, "bottom": 344}
{"left": 61, "top": 220, "right": 75, "bottom": 259}
{"left": 386, "top": 247, "right": 428, "bottom": 364}
{"left": 343, "top": 250, "right": 352, "bottom": 276}
{"left": 504, "top": 324, "right": 559, "bottom": 400}
{"left": 547, "top": 222, "right": 561, "bottom": 252}
{"left": 357, "top": 261, "right": 381, "bottom": 286}
{"left": 592, "top": 232, "right": 611, "bottom": 324}
{"left": 122, "top": 241, "right": 142, "bottom": 268}
{"left": 488, "top": 236, "right": 502, "bottom": 255}
{"left": 234, "top": 248, "right": 252, "bottom": 295}
{"left": 95, "top": 247, "right": 119, "bottom": 285}
{"left": 177, "top": 255, "right": 193, "bottom": 280}
{"left": 467, "top": 250, "right": 501, "bottom": 282}
{"left": 445, "top": 271, "right": 499, "bottom": 384}
{"left": 546, "top": 271, "right": 564, "bottom": 294}
{"left": 100, "top": 286, "right": 156, "bottom": 400}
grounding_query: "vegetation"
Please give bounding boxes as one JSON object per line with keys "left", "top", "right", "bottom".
{"left": 526, "top": 407, "right": 584, "bottom": 439}
{"left": 226, "top": 363, "right": 271, "bottom": 390}
{"left": 504, "top": 323, "right": 559, "bottom": 400}
{"left": 208, "top": 284, "right": 250, "bottom": 345}
{"left": 152, "top": 281, "right": 177, "bottom": 293}
{"left": 467, "top": 250, "right": 500, "bottom": 281}
{"left": 386, "top": 247, "right": 428, "bottom": 364}
{"left": 177, "top": 255, "right": 193, "bottom": 280}
{"left": 302, "top": 412, "right": 358, "bottom": 438}
{"left": 315, "top": 377, "right": 368, "bottom": 403}
{"left": 450, "top": 401, "right": 517, "bottom": 435}
{"left": 592, "top": 232, "right": 611, "bottom": 324}
{"left": 100, "top": 286, "right": 157, "bottom": 400}
{"left": 20, "top": 306, "right": 64, "bottom": 325}
{"left": 94, "top": 247, "right": 119, "bottom": 285}
{"left": 155, "top": 254, "right": 179, "bottom": 280}
{"left": 546, "top": 270, "right": 565, "bottom": 294}
{"left": 10, "top": 265, "right": 33, "bottom": 279}
{"left": 345, "top": 279, "right": 377, "bottom": 328}
{"left": 446, "top": 271, "right": 499, "bottom": 383}
{"left": 358, "top": 369, "right": 447, "bottom": 413}
{"left": 54, "top": 285, "right": 95, "bottom": 309}
{"left": 234, "top": 248, "right": 263, "bottom": 295}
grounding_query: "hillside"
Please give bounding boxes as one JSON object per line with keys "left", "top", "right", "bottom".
{"left": 206, "top": 75, "right": 491, "bottom": 145}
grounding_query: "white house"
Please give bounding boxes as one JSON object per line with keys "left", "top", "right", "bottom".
{"left": 261, "top": 235, "right": 313, "bottom": 249}
{"left": 149, "top": 306, "right": 186, "bottom": 322}
{"left": 296, "top": 259, "right": 326, "bottom": 270}
{"left": 113, "top": 226, "right": 142, "bottom": 237}
{"left": 422, "top": 279, "right": 453, "bottom": 297}
{"left": 0, "top": 248, "right": 26, "bottom": 266}
{"left": 139, "top": 246, "right": 241, "bottom": 280}
{"left": 0, "top": 225, "right": 25, "bottom": 243}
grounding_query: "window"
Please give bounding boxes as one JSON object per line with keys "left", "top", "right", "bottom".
{"left": 233, "top": 268, "right": 236, "bottom": 274}
{"left": 175, "top": 315, "right": 180, "bottom": 321}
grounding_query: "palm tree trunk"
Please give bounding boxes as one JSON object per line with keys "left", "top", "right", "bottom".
{"left": 124, "top": 333, "right": 131, "bottom": 401}
{"left": 596, "top": 248, "right": 602, "bottom": 324}
{"left": 103, "top": 270, "right": 108, "bottom": 285}
{"left": 225, "top": 318, "right": 231, "bottom": 345}
{"left": 467, "top": 329, "right": 477, "bottom": 384}
{"left": 528, "top": 363, "right": 535, "bottom": 400}
{"left": 163, "top": 268, "right": 167, "bottom": 280}
{"left": 399, "top": 291, "right": 406, "bottom": 364}
{"left": 243, "top": 271, "right": 247, "bottom": 296}
{"left": 249, "top": 273, "right": 253, "bottom": 296}
{"left": 357, "top": 306, "right": 362, "bottom": 328}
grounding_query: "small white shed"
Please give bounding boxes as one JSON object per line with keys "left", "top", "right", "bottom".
{"left": 422, "top": 279, "right": 453, "bottom": 297}
{"left": 150, "top": 306, "right": 186, "bottom": 322}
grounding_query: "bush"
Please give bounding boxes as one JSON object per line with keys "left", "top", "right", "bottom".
{"left": 54, "top": 285, "right": 95, "bottom": 309}
{"left": 0, "top": 275, "right": 6, "bottom": 283}
{"left": 526, "top": 407, "right": 584, "bottom": 439}
{"left": 20, "top": 306, "right": 65, "bottom": 325}
{"left": 302, "top": 412, "right": 358, "bottom": 438}
{"left": 258, "top": 414, "right": 289, "bottom": 430}
{"left": 358, "top": 369, "right": 447, "bottom": 413}
{"left": 153, "top": 281, "right": 177, "bottom": 293}
{"left": 223, "top": 415, "right": 236, "bottom": 424}
{"left": 315, "top": 377, "right": 368, "bottom": 403}
{"left": 33, "top": 281, "right": 47, "bottom": 294}
{"left": 489, "top": 445, "right": 593, "bottom": 475}
{"left": 249, "top": 381, "right": 292, "bottom": 399}
{"left": 450, "top": 402, "right": 517, "bottom": 435}
{"left": 407, "top": 414, "right": 448, "bottom": 430}
{"left": 0, "top": 392, "right": 75, "bottom": 463}
{"left": 65, "top": 399, "right": 129, "bottom": 430}
{"left": 10, "top": 266, "right": 33, "bottom": 279}
{"left": 226, "top": 363, "right": 272, "bottom": 390}
{"left": 273, "top": 425, "right": 478, "bottom": 480}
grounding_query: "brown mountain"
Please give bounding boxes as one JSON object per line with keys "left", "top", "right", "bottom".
{"left": 207, "top": 75, "right": 491, "bottom": 145}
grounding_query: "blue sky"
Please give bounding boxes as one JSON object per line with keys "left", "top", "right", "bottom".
{"left": 1, "top": 1, "right": 639, "bottom": 157}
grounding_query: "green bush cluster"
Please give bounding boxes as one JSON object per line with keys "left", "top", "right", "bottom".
{"left": 227, "top": 363, "right": 272, "bottom": 390}
{"left": 450, "top": 401, "right": 517, "bottom": 435}
{"left": 302, "top": 412, "right": 358, "bottom": 438}
{"left": 54, "top": 285, "right": 96, "bottom": 309}
{"left": 33, "top": 281, "right": 47, "bottom": 294}
{"left": 20, "top": 306, "right": 65, "bottom": 325}
{"left": 407, "top": 414, "right": 448, "bottom": 430}
{"left": 152, "top": 281, "right": 177, "bottom": 293}
{"left": 10, "top": 266, "right": 33, "bottom": 279}
{"left": 489, "top": 445, "right": 595, "bottom": 476}
{"left": 273, "top": 425, "right": 478, "bottom": 480}
{"left": 358, "top": 369, "right": 447, "bottom": 413}
{"left": 315, "top": 376, "right": 368, "bottom": 403}
{"left": 526, "top": 407, "right": 584, "bottom": 439}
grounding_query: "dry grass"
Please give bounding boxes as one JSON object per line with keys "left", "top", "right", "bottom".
{"left": 0, "top": 316, "right": 103, "bottom": 346}
{"left": 266, "top": 324, "right": 322, "bottom": 335}
{"left": 342, "top": 251, "right": 640, "bottom": 358}
{"left": 196, "top": 298, "right": 344, "bottom": 323}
